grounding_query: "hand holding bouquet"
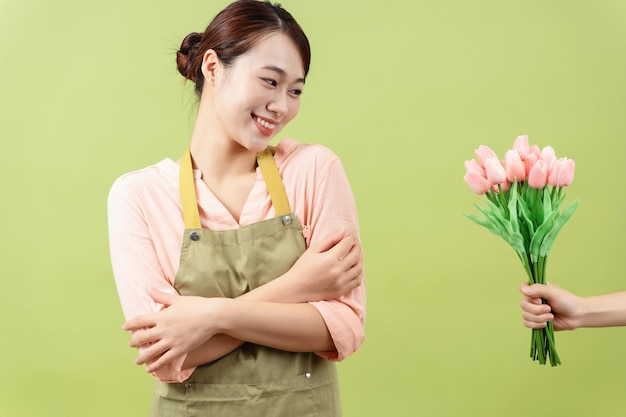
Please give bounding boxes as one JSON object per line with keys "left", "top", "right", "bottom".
{"left": 463, "top": 135, "right": 579, "bottom": 366}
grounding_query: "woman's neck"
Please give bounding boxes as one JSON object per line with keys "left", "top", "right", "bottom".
{"left": 188, "top": 115, "right": 259, "bottom": 223}
{"left": 189, "top": 114, "right": 257, "bottom": 182}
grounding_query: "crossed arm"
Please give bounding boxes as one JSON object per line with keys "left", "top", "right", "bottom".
{"left": 123, "top": 231, "right": 363, "bottom": 375}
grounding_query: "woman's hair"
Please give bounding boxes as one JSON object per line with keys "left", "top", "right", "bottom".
{"left": 176, "top": 0, "right": 311, "bottom": 96}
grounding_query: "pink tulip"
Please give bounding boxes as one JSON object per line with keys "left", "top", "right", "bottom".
{"left": 464, "top": 159, "right": 485, "bottom": 177}
{"left": 504, "top": 149, "right": 525, "bottom": 182}
{"left": 527, "top": 160, "right": 549, "bottom": 189}
{"left": 529, "top": 145, "right": 541, "bottom": 159}
{"left": 547, "top": 158, "right": 575, "bottom": 187}
{"left": 541, "top": 146, "right": 556, "bottom": 169}
{"left": 484, "top": 157, "right": 506, "bottom": 186}
{"left": 464, "top": 171, "right": 492, "bottom": 194}
{"left": 513, "top": 135, "right": 530, "bottom": 159}
{"left": 493, "top": 180, "right": 510, "bottom": 193}
{"left": 524, "top": 153, "right": 539, "bottom": 177}
{"left": 474, "top": 145, "right": 498, "bottom": 167}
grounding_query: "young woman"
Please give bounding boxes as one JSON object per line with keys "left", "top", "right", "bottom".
{"left": 107, "top": 1, "right": 366, "bottom": 415}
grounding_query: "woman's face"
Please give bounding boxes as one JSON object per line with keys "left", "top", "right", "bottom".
{"left": 207, "top": 32, "right": 306, "bottom": 153}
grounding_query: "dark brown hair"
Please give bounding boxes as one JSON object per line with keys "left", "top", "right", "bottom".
{"left": 176, "top": 0, "right": 311, "bottom": 96}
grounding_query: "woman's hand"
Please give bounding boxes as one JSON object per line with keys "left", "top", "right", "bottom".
{"left": 123, "top": 289, "right": 229, "bottom": 372}
{"left": 290, "top": 230, "right": 363, "bottom": 301}
{"left": 246, "top": 230, "right": 363, "bottom": 304}
{"left": 519, "top": 282, "right": 582, "bottom": 331}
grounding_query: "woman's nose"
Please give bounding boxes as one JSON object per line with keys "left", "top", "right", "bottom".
{"left": 267, "top": 92, "right": 288, "bottom": 117}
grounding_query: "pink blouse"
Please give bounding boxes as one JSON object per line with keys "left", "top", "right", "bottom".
{"left": 108, "top": 139, "right": 366, "bottom": 382}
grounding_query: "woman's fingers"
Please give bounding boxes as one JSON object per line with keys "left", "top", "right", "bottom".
{"left": 147, "top": 288, "right": 179, "bottom": 306}
{"left": 520, "top": 297, "right": 553, "bottom": 328}
{"left": 135, "top": 340, "right": 171, "bottom": 365}
{"left": 327, "top": 235, "right": 357, "bottom": 262}
{"left": 145, "top": 348, "right": 180, "bottom": 373}
{"left": 129, "top": 327, "right": 159, "bottom": 348}
{"left": 123, "top": 313, "right": 156, "bottom": 331}
{"left": 520, "top": 297, "right": 551, "bottom": 314}
{"left": 309, "top": 230, "right": 346, "bottom": 253}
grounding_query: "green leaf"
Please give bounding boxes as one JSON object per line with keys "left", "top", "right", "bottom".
{"left": 464, "top": 189, "right": 526, "bottom": 254}
{"left": 517, "top": 191, "right": 535, "bottom": 251}
{"left": 504, "top": 185, "right": 526, "bottom": 254}
{"left": 534, "top": 188, "right": 546, "bottom": 225}
{"left": 542, "top": 185, "right": 552, "bottom": 219}
{"left": 481, "top": 200, "right": 510, "bottom": 235}
{"left": 529, "top": 209, "right": 559, "bottom": 262}
{"left": 550, "top": 187, "right": 566, "bottom": 208}
{"left": 539, "top": 198, "right": 580, "bottom": 257}
{"left": 463, "top": 213, "right": 503, "bottom": 238}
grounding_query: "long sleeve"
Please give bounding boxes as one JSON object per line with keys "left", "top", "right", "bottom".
{"left": 280, "top": 143, "right": 366, "bottom": 361}
{"left": 108, "top": 170, "right": 195, "bottom": 382}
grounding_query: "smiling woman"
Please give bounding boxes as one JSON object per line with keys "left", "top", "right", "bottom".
{"left": 107, "top": 0, "right": 366, "bottom": 416}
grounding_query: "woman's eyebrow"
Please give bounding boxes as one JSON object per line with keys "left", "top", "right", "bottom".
{"left": 262, "top": 65, "right": 306, "bottom": 84}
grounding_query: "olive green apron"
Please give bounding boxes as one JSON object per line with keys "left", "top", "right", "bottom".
{"left": 149, "top": 147, "right": 341, "bottom": 416}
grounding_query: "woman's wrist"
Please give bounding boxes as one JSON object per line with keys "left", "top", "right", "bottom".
{"left": 209, "top": 297, "right": 238, "bottom": 334}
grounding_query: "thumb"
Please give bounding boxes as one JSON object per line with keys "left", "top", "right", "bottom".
{"left": 148, "top": 287, "right": 179, "bottom": 306}
{"left": 520, "top": 282, "right": 554, "bottom": 299}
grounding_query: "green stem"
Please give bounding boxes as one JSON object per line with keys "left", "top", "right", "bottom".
{"left": 496, "top": 185, "right": 509, "bottom": 218}
{"left": 529, "top": 255, "right": 561, "bottom": 366}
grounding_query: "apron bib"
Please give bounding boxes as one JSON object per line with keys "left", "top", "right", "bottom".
{"left": 149, "top": 147, "right": 341, "bottom": 416}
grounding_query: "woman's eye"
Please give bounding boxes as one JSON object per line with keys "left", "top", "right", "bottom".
{"left": 262, "top": 78, "right": 277, "bottom": 87}
{"left": 290, "top": 89, "right": 303, "bottom": 96}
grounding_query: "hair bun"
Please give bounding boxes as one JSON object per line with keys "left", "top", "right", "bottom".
{"left": 176, "top": 32, "right": 202, "bottom": 81}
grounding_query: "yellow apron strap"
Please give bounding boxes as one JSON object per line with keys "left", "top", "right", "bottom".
{"left": 180, "top": 146, "right": 202, "bottom": 229}
{"left": 180, "top": 146, "right": 291, "bottom": 228}
{"left": 256, "top": 148, "right": 291, "bottom": 216}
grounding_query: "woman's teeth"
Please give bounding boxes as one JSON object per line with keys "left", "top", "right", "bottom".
{"left": 255, "top": 117, "right": 275, "bottom": 130}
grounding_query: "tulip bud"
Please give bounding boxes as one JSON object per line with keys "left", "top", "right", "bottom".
{"left": 485, "top": 157, "right": 507, "bottom": 186}
{"left": 474, "top": 145, "right": 498, "bottom": 167}
{"left": 513, "top": 135, "right": 530, "bottom": 159}
{"left": 464, "top": 171, "right": 492, "bottom": 194}
{"left": 541, "top": 146, "right": 556, "bottom": 169}
{"left": 528, "top": 160, "right": 549, "bottom": 189}
{"left": 493, "top": 180, "right": 511, "bottom": 193}
{"left": 529, "top": 145, "right": 541, "bottom": 159}
{"left": 504, "top": 149, "right": 526, "bottom": 182}
{"left": 524, "top": 153, "right": 539, "bottom": 177}
{"left": 560, "top": 158, "right": 575, "bottom": 186}
{"left": 547, "top": 157, "right": 575, "bottom": 187}
{"left": 464, "top": 159, "right": 485, "bottom": 177}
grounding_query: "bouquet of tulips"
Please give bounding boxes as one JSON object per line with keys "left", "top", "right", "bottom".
{"left": 463, "top": 135, "right": 579, "bottom": 366}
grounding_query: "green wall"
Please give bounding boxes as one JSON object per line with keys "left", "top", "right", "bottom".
{"left": 1, "top": 1, "right": 625, "bottom": 416}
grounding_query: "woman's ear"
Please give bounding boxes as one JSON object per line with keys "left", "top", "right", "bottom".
{"left": 201, "top": 49, "right": 221, "bottom": 86}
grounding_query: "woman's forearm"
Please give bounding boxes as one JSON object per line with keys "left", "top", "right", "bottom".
{"left": 181, "top": 272, "right": 329, "bottom": 369}
{"left": 218, "top": 299, "right": 334, "bottom": 352}
{"left": 182, "top": 302, "right": 333, "bottom": 369}
{"left": 579, "top": 291, "right": 626, "bottom": 328}
{"left": 182, "top": 334, "right": 243, "bottom": 369}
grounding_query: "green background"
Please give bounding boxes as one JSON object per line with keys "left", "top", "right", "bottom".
{"left": 2, "top": 0, "right": 625, "bottom": 416}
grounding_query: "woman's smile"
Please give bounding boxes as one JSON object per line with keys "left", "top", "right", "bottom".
{"left": 252, "top": 113, "right": 278, "bottom": 136}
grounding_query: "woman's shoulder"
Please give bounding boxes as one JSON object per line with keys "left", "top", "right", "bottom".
{"left": 109, "top": 158, "right": 179, "bottom": 203}
{"left": 274, "top": 138, "right": 341, "bottom": 168}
